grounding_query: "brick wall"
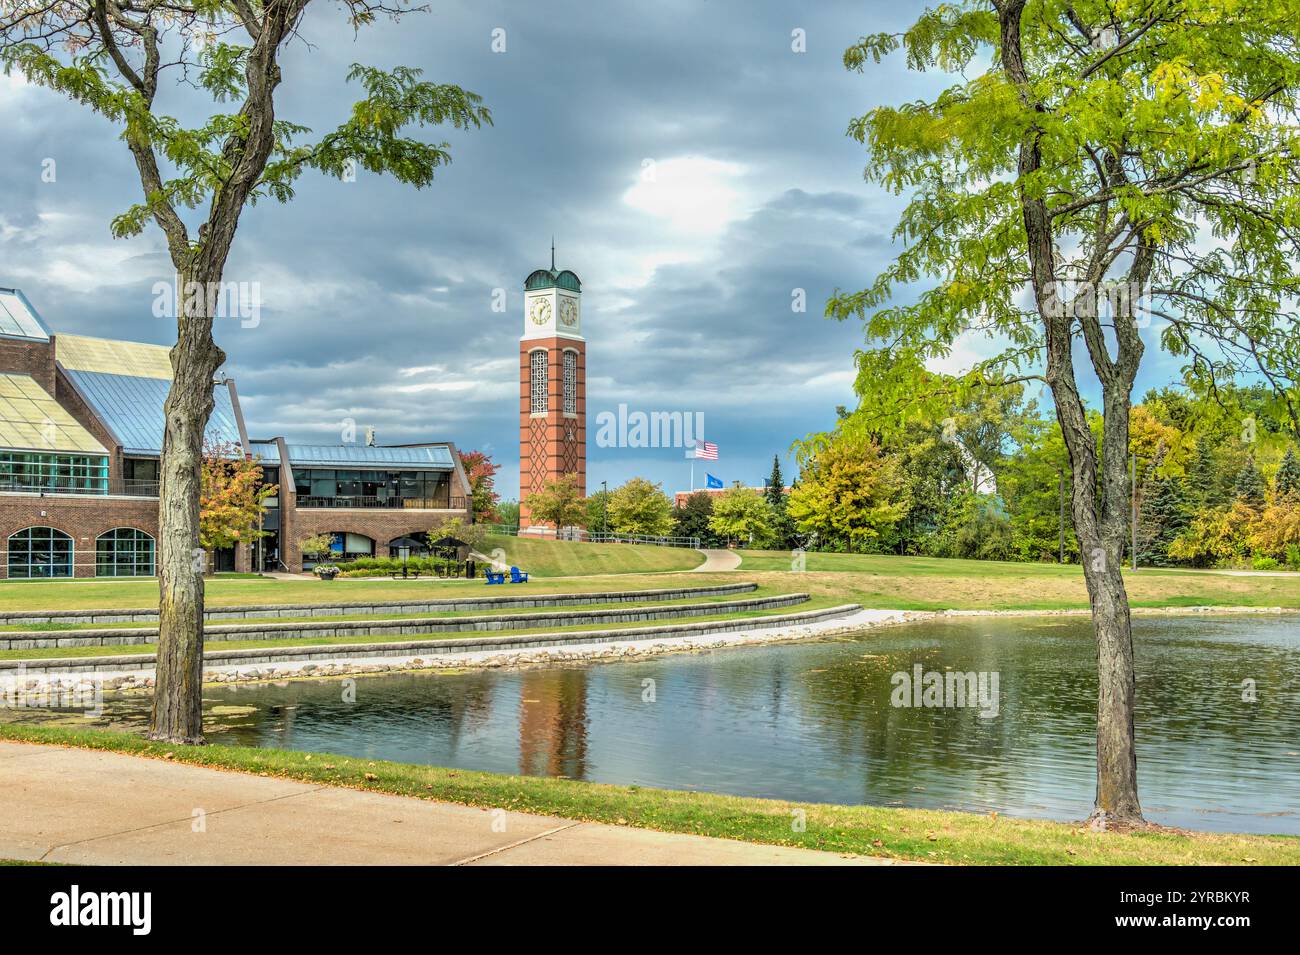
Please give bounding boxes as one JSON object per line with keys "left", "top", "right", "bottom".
{"left": 0, "top": 337, "right": 56, "bottom": 395}
{"left": 284, "top": 506, "right": 473, "bottom": 572}
{"left": 0, "top": 494, "right": 159, "bottom": 578}
{"left": 519, "top": 337, "right": 586, "bottom": 526}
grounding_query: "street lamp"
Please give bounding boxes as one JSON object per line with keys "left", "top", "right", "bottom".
{"left": 398, "top": 543, "right": 411, "bottom": 579}
{"left": 601, "top": 479, "right": 608, "bottom": 537}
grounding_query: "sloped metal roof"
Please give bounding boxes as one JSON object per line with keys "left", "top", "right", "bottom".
{"left": 283, "top": 444, "right": 454, "bottom": 468}
{"left": 62, "top": 370, "right": 241, "bottom": 456}
{"left": 0, "top": 373, "right": 106, "bottom": 454}
{"left": 57, "top": 333, "right": 173, "bottom": 379}
{"left": 248, "top": 440, "right": 280, "bottom": 463}
{"left": 0, "top": 289, "right": 52, "bottom": 341}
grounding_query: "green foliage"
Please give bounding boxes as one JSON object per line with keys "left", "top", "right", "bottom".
{"left": 1276, "top": 448, "right": 1300, "bottom": 500}
{"left": 708, "top": 486, "right": 775, "bottom": 547}
{"left": 764, "top": 455, "right": 797, "bottom": 549}
{"left": 672, "top": 492, "right": 718, "bottom": 546}
{"left": 495, "top": 500, "right": 521, "bottom": 529}
{"left": 607, "top": 478, "right": 675, "bottom": 537}
{"left": 298, "top": 533, "right": 336, "bottom": 562}
{"left": 788, "top": 437, "right": 906, "bottom": 552}
{"left": 526, "top": 475, "right": 586, "bottom": 530}
{"left": 1234, "top": 454, "right": 1268, "bottom": 507}
{"left": 584, "top": 489, "right": 612, "bottom": 534}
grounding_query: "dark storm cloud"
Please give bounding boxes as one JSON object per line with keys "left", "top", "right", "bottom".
{"left": 0, "top": 0, "right": 924, "bottom": 496}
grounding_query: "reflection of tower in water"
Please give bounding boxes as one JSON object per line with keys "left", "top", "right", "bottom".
{"left": 518, "top": 669, "right": 589, "bottom": 779}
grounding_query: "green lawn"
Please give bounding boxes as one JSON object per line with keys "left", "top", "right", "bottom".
{"left": 4, "top": 725, "right": 1295, "bottom": 866}
{"left": 737, "top": 550, "right": 1300, "bottom": 611}
{"left": 482, "top": 534, "right": 703, "bottom": 576}
{"left": 2, "top": 540, "right": 1299, "bottom": 615}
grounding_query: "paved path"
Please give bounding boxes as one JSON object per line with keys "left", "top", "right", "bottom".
{"left": 0, "top": 742, "right": 898, "bottom": 866}
{"left": 691, "top": 549, "right": 742, "bottom": 572}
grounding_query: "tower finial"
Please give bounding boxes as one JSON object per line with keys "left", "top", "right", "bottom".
{"left": 551, "top": 236, "right": 555, "bottom": 271}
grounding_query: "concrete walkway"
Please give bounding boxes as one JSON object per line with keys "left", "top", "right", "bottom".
{"left": 0, "top": 742, "right": 898, "bottom": 866}
{"left": 691, "top": 549, "right": 742, "bottom": 572}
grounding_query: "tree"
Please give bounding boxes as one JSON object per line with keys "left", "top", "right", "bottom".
{"left": 764, "top": 455, "right": 797, "bottom": 549}
{"left": 527, "top": 475, "right": 586, "bottom": 530}
{"left": 583, "top": 488, "right": 612, "bottom": 535}
{"left": 708, "top": 485, "right": 774, "bottom": 547}
{"left": 299, "top": 533, "right": 336, "bottom": 565}
{"left": 199, "top": 441, "right": 275, "bottom": 560}
{"left": 672, "top": 491, "right": 717, "bottom": 546}
{"left": 836, "top": 0, "right": 1300, "bottom": 827}
{"left": 1234, "top": 454, "right": 1267, "bottom": 507}
{"left": 608, "top": 478, "right": 674, "bottom": 537}
{"left": 1187, "top": 437, "right": 1229, "bottom": 510}
{"left": 1275, "top": 448, "right": 1300, "bottom": 500}
{"left": 949, "top": 385, "right": 1032, "bottom": 494}
{"left": 428, "top": 516, "right": 485, "bottom": 554}
{"left": 496, "top": 500, "right": 521, "bottom": 529}
{"left": 1139, "top": 474, "right": 1190, "bottom": 567}
{"left": 2, "top": 3, "right": 491, "bottom": 742}
{"left": 788, "top": 437, "right": 906, "bottom": 552}
{"left": 459, "top": 450, "right": 500, "bottom": 522}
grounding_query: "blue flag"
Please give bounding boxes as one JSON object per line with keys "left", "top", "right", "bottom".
{"left": 706, "top": 474, "right": 723, "bottom": 489}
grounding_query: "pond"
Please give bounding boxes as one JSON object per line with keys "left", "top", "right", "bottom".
{"left": 88, "top": 614, "right": 1300, "bottom": 833}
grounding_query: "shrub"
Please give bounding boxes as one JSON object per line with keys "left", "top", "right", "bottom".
{"left": 1287, "top": 543, "right": 1300, "bottom": 571}
{"left": 1252, "top": 556, "right": 1280, "bottom": 571}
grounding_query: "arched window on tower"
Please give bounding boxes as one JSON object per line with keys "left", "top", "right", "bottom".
{"left": 563, "top": 350, "right": 577, "bottom": 416}
{"left": 530, "top": 350, "right": 548, "bottom": 415}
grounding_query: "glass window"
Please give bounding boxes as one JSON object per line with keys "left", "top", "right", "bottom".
{"left": 563, "top": 350, "right": 577, "bottom": 415}
{"left": 531, "top": 350, "right": 547, "bottom": 415}
{"left": 96, "top": 528, "right": 155, "bottom": 577}
{"left": 0, "top": 452, "right": 108, "bottom": 495}
{"left": 8, "top": 526, "right": 73, "bottom": 578}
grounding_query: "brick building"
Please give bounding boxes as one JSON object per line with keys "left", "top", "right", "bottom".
{"left": 0, "top": 287, "right": 472, "bottom": 578}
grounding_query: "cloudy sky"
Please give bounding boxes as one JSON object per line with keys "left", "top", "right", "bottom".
{"left": 0, "top": 0, "right": 1187, "bottom": 498}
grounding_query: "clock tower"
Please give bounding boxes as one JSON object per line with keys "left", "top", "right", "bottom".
{"left": 519, "top": 254, "right": 585, "bottom": 528}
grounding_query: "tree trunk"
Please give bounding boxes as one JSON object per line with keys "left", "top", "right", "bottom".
{"left": 1082, "top": 556, "right": 1142, "bottom": 826}
{"left": 150, "top": 270, "right": 225, "bottom": 744}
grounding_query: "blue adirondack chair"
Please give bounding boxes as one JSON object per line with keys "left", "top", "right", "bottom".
{"left": 484, "top": 569, "right": 506, "bottom": 585}
{"left": 510, "top": 566, "right": 529, "bottom": 584}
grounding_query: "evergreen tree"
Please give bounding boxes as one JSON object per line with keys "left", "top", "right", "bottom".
{"left": 765, "top": 455, "right": 796, "bottom": 548}
{"left": 1234, "top": 454, "right": 1267, "bottom": 508}
{"left": 1188, "top": 438, "right": 1227, "bottom": 509}
{"left": 1275, "top": 447, "right": 1300, "bottom": 500}
{"left": 1140, "top": 475, "right": 1190, "bottom": 566}
{"left": 765, "top": 456, "right": 785, "bottom": 507}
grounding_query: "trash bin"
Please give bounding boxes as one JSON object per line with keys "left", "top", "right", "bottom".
{"left": 465, "top": 559, "right": 476, "bottom": 579}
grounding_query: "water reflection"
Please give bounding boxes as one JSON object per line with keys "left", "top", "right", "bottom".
{"left": 53, "top": 614, "right": 1300, "bottom": 834}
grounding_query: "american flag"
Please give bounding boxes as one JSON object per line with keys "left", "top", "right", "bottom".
{"left": 693, "top": 440, "right": 718, "bottom": 460}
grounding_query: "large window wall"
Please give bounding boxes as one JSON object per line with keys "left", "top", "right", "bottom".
{"left": 96, "top": 528, "right": 156, "bottom": 577}
{"left": 291, "top": 468, "right": 452, "bottom": 509}
{"left": 0, "top": 452, "right": 108, "bottom": 495}
{"left": 8, "top": 527, "right": 74, "bottom": 578}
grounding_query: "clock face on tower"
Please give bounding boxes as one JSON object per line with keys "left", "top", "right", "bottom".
{"left": 559, "top": 297, "right": 578, "bottom": 327}
{"left": 529, "top": 297, "right": 552, "bottom": 326}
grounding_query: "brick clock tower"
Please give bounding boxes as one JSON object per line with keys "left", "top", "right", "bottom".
{"left": 519, "top": 257, "right": 585, "bottom": 528}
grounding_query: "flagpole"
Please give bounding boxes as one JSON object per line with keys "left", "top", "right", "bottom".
{"left": 690, "top": 456, "right": 695, "bottom": 492}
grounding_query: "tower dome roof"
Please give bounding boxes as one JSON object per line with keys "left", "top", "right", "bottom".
{"left": 525, "top": 268, "right": 581, "bottom": 292}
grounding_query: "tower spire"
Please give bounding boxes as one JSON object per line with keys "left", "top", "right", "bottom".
{"left": 551, "top": 236, "right": 555, "bottom": 271}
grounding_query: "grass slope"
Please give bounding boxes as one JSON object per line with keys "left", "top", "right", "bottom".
{"left": 738, "top": 551, "right": 1300, "bottom": 610}
{"left": 483, "top": 534, "right": 703, "bottom": 576}
{"left": 3, "top": 725, "right": 1295, "bottom": 866}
